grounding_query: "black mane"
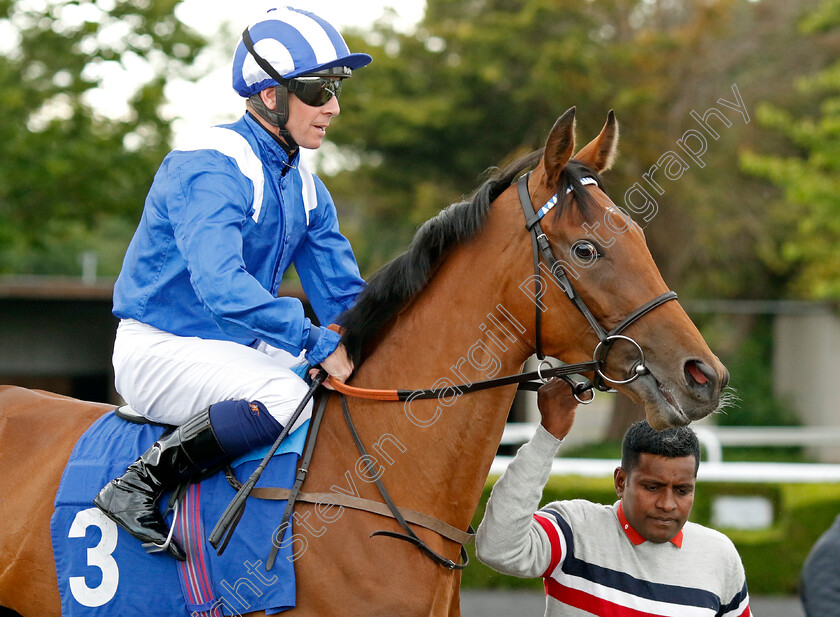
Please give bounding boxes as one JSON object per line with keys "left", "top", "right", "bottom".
{"left": 338, "top": 153, "right": 603, "bottom": 365}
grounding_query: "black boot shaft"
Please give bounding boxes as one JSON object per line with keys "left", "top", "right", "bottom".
{"left": 94, "top": 406, "right": 232, "bottom": 561}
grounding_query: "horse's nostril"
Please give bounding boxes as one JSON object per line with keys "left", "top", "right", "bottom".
{"left": 685, "top": 360, "right": 716, "bottom": 387}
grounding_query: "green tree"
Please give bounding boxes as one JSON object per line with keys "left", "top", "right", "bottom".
{"left": 741, "top": 0, "right": 840, "bottom": 299}
{"left": 327, "top": 0, "right": 825, "bottom": 303}
{"left": 0, "top": 0, "right": 206, "bottom": 276}
{"left": 328, "top": 0, "right": 633, "bottom": 271}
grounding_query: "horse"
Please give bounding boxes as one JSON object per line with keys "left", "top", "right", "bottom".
{"left": 0, "top": 107, "right": 728, "bottom": 616}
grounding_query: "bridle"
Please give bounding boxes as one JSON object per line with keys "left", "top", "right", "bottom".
{"left": 517, "top": 171, "right": 677, "bottom": 401}
{"left": 249, "top": 168, "right": 681, "bottom": 573}
{"left": 328, "top": 170, "right": 678, "bottom": 403}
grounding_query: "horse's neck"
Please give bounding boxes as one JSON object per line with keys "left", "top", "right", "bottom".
{"left": 349, "top": 241, "right": 533, "bottom": 527}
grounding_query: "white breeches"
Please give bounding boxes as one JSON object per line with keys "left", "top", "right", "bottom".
{"left": 112, "top": 319, "right": 313, "bottom": 430}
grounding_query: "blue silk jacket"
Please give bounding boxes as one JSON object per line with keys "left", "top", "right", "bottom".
{"left": 113, "top": 113, "right": 365, "bottom": 364}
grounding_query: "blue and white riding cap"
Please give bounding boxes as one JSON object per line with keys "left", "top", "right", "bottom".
{"left": 232, "top": 6, "right": 373, "bottom": 98}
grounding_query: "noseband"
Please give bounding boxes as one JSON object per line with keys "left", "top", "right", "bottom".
{"left": 517, "top": 171, "right": 677, "bottom": 399}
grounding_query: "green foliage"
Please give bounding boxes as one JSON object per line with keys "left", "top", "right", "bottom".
{"left": 464, "top": 475, "right": 840, "bottom": 595}
{"left": 0, "top": 0, "right": 206, "bottom": 277}
{"left": 740, "top": 0, "right": 840, "bottom": 299}
{"left": 327, "top": 0, "right": 827, "bottom": 303}
{"left": 330, "top": 0, "right": 644, "bottom": 271}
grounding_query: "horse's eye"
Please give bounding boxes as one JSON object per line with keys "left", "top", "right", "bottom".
{"left": 572, "top": 240, "right": 600, "bottom": 263}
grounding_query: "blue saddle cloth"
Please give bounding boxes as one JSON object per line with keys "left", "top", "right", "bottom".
{"left": 50, "top": 411, "right": 306, "bottom": 616}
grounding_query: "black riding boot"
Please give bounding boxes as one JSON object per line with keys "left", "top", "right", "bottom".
{"left": 94, "top": 408, "right": 229, "bottom": 561}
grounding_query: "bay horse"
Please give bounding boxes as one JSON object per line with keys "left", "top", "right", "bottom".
{"left": 0, "top": 108, "right": 728, "bottom": 616}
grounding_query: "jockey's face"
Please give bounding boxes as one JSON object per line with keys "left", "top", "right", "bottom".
{"left": 286, "top": 84, "right": 340, "bottom": 149}
{"left": 255, "top": 83, "right": 341, "bottom": 150}
{"left": 614, "top": 453, "right": 696, "bottom": 543}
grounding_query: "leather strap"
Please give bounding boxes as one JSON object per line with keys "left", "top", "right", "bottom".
{"left": 516, "top": 172, "right": 678, "bottom": 392}
{"left": 326, "top": 358, "right": 600, "bottom": 401}
{"left": 607, "top": 290, "right": 678, "bottom": 338}
{"left": 254, "top": 393, "right": 475, "bottom": 571}
{"left": 519, "top": 175, "right": 545, "bottom": 360}
{"left": 265, "top": 392, "right": 330, "bottom": 571}
{"left": 340, "top": 394, "right": 470, "bottom": 570}
{"left": 209, "top": 371, "right": 326, "bottom": 555}
{"left": 249, "top": 487, "right": 474, "bottom": 546}
{"left": 254, "top": 393, "right": 474, "bottom": 570}
{"left": 517, "top": 173, "right": 610, "bottom": 343}
{"left": 323, "top": 379, "right": 401, "bottom": 401}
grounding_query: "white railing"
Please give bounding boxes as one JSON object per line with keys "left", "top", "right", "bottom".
{"left": 693, "top": 426, "right": 840, "bottom": 463}
{"left": 495, "top": 423, "right": 840, "bottom": 483}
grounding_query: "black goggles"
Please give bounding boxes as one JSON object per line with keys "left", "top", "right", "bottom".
{"left": 287, "top": 76, "right": 343, "bottom": 107}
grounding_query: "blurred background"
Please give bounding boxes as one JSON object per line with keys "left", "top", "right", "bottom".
{"left": 1, "top": 0, "right": 839, "bottom": 605}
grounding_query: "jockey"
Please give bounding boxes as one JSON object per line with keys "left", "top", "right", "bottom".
{"left": 94, "top": 7, "right": 371, "bottom": 561}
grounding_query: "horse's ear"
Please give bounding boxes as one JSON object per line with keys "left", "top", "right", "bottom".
{"left": 541, "top": 107, "right": 576, "bottom": 189}
{"left": 573, "top": 110, "right": 619, "bottom": 172}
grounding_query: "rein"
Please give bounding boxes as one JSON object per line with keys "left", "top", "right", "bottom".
{"left": 326, "top": 358, "right": 599, "bottom": 401}
{"left": 338, "top": 394, "right": 470, "bottom": 570}
{"left": 329, "top": 171, "right": 678, "bottom": 404}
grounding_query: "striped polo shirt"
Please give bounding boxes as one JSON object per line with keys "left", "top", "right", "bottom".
{"left": 476, "top": 425, "right": 751, "bottom": 617}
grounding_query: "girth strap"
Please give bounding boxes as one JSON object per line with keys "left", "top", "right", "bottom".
{"left": 245, "top": 487, "right": 474, "bottom": 546}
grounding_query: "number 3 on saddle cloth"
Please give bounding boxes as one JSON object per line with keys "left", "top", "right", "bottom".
{"left": 50, "top": 410, "right": 306, "bottom": 616}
